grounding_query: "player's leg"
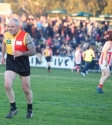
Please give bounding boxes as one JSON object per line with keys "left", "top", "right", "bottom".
{"left": 76, "top": 65, "right": 80, "bottom": 73}
{"left": 45, "top": 57, "right": 51, "bottom": 72}
{"left": 97, "top": 68, "right": 110, "bottom": 93}
{"left": 99, "top": 68, "right": 110, "bottom": 85}
{"left": 85, "top": 62, "right": 91, "bottom": 74}
{"left": 71, "top": 61, "right": 76, "bottom": 72}
{"left": 4, "top": 71, "right": 18, "bottom": 118}
{"left": 47, "top": 61, "right": 51, "bottom": 72}
{"left": 81, "top": 61, "right": 88, "bottom": 76}
{"left": 47, "top": 56, "right": 51, "bottom": 72}
{"left": 21, "top": 75, "right": 33, "bottom": 118}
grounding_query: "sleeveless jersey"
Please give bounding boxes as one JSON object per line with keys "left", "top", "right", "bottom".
{"left": 75, "top": 50, "right": 81, "bottom": 64}
{"left": 99, "top": 41, "right": 112, "bottom": 65}
{"left": 4, "top": 30, "right": 30, "bottom": 73}
{"left": 4, "top": 30, "right": 28, "bottom": 55}
{"left": 44, "top": 49, "right": 52, "bottom": 57}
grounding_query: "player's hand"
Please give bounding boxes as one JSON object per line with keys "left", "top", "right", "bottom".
{"left": 0, "top": 57, "right": 6, "bottom": 65}
{"left": 13, "top": 51, "right": 23, "bottom": 57}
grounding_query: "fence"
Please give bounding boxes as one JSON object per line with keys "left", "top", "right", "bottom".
{"left": 0, "top": 52, "right": 101, "bottom": 72}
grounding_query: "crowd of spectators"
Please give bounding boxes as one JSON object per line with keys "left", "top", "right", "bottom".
{"left": 0, "top": 13, "right": 112, "bottom": 70}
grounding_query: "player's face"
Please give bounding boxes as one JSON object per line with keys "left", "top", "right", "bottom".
{"left": 8, "top": 21, "right": 20, "bottom": 36}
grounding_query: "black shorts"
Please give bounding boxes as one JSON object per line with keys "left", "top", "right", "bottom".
{"left": 45, "top": 56, "right": 51, "bottom": 62}
{"left": 6, "top": 70, "right": 30, "bottom": 76}
{"left": 17, "top": 70, "right": 30, "bottom": 76}
{"left": 75, "top": 64, "right": 80, "bottom": 67}
{"left": 6, "top": 54, "right": 30, "bottom": 76}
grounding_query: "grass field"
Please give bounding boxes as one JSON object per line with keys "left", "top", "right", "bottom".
{"left": 0, "top": 65, "right": 112, "bottom": 125}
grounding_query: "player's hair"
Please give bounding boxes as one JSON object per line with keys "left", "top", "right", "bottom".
{"left": 9, "top": 18, "right": 20, "bottom": 26}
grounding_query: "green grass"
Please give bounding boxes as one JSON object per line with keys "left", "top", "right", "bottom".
{"left": 0, "top": 65, "right": 112, "bottom": 125}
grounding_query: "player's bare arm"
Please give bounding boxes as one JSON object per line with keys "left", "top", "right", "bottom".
{"left": 2, "top": 41, "right": 6, "bottom": 57}
{"left": 103, "top": 43, "right": 110, "bottom": 66}
{"left": 13, "top": 34, "right": 36, "bottom": 57}
{"left": 1, "top": 39, "right": 6, "bottom": 64}
{"left": 22, "top": 34, "right": 36, "bottom": 56}
{"left": 103, "top": 43, "right": 110, "bottom": 61}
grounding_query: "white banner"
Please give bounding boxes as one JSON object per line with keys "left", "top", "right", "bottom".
{"left": 29, "top": 55, "right": 74, "bottom": 69}
{"left": 0, "top": 52, "right": 74, "bottom": 69}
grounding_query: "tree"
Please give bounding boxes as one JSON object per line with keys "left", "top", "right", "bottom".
{"left": 3, "top": 0, "right": 112, "bottom": 16}
{"left": 103, "top": 0, "right": 112, "bottom": 14}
